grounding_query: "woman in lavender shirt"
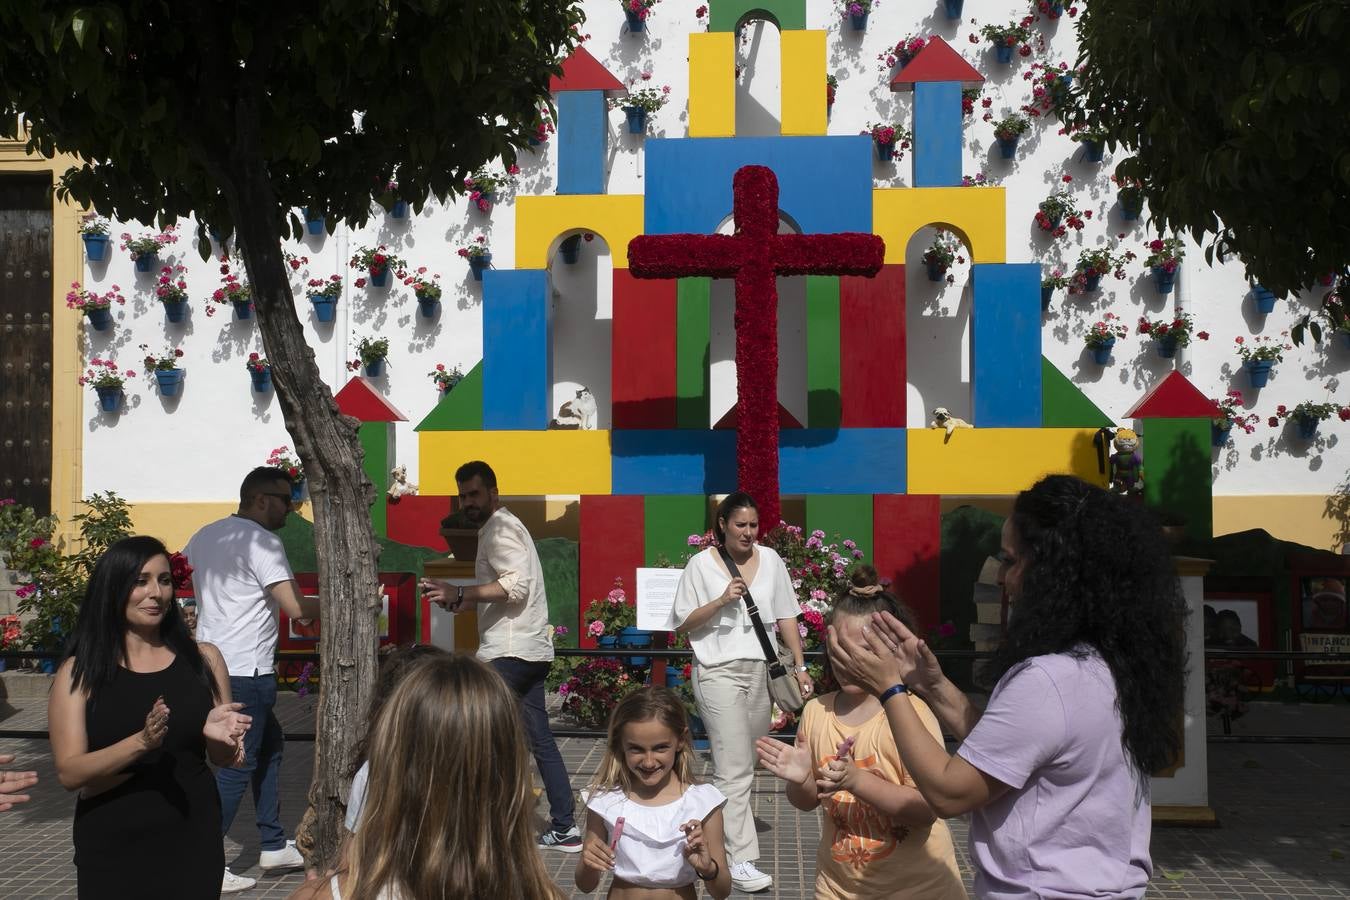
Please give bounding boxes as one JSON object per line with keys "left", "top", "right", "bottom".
{"left": 830, "top": 475, "right": 1187, "bottom": 899}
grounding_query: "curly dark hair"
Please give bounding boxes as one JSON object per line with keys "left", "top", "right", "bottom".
{"left": 988, "top": 475, "right": 1188, "bottom": 776}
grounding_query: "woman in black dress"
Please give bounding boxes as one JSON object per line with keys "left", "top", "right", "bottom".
{"left": 49, "top": 536, "right": 251, "bottom": 899}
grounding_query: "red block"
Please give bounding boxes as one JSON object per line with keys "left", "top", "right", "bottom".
{"left": 890, "top": 36, "right": 986, "bottom": 91}
{"left": 612, "top": 269, "right": 678, "bottom": 428}
{"left": 334, "top": 377, "right": 407, "bottom": 422}
{"left": 841, "top": 264, "right": 906, "bottom": 427}
{"left": 873, "top": 494, "right": 941, "bottom": 629}
{"left": 387, "top": 494, "right": 453, "bottom": 552}
{"left": 1123, "top": 371, "right": 1223, "bottom": 419}
{"left": 579, "top": 495, "right": 645, "bottom": 648}
{"left": 549, "top": 45, "right": 625, "bottom": 93}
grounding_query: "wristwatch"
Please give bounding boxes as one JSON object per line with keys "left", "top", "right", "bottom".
{"left": 456, "top": 585, "right": 465, "bottom": 605}
{"left": 794, "top": 665, "right": 808, "bottom": 673}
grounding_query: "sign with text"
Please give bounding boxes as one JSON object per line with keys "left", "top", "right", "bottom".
{"left": 636, "top": 567, "right": 684, "bottom": 630}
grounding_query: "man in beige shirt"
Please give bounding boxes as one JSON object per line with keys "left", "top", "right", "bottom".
{"left": 420, "top": 460, "right": 579, "bottom": 851}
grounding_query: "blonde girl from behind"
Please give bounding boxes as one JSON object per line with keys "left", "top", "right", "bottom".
{"left": 576, "top": 687, "right": 732, "bottom": 900}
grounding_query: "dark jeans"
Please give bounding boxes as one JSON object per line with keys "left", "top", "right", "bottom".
{"left": 217, "top": 674, "right": 287, "bottom": 851}
{"left": 490, "top": 657, "right": 576, "bottom": 831}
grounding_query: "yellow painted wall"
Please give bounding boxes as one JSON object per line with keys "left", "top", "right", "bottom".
{"left": 689, "top": 32, "right": 736, "bottom": 137}
{"left": 908, "top": 428, "right": 1104, "bottom": 495}
{"left": 1213, "top": 495, "right": 1348, "bottom": 554}
{"left": 514, "top": 195, "right": 644, "bottom": 270}
{"left": 780, "top": 31, "right": 827, "bottom": 137}
{"left": 129, "top": 503, "right": 241, "bottom": 550}
{"left": 874, "top": 186, "right": 1007, "bottom": 265}
{"left": 419, "top": 431, "right": 612, "bottom": 495}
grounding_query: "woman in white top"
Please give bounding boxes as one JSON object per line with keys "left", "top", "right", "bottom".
{"left": 670, "top": 492, "right": 812, "bottom": 894}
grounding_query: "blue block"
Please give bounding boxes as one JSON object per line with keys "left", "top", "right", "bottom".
{"left": 558, "top": 91, "right": 606, "bottom": 196}
{"left": 612, "top": 430, "right": 737, "bottom": 494}
{"left": 645, "top": 137, "right": 874, "bottom": 235}
{"left": 779, "top": 429, "right": 907, "bottom": 494}
{"left": 913, "top": 82, "right": 963, "bottom": 188}
{"left": 483, "top": 270, "right": 551, "bottom": 429}
{"left": 971, "top": 264, "right": 1043, "bottom": 427}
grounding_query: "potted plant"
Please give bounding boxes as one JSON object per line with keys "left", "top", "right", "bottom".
{"left": 1070, "top": 246, "right": 1135, "bottom": 293}
{"left": 350, "top": 245, "right": 406, "bottom": 289}
{"left": 1233, "top": 334, "right": 1290, "bottom": 388}
{"left": 1142, "top": 236, "right": 1185, "bottom": 294}
{"left": 0, "top": 614, "right": 20, "bottom": 671}
{"left": 463, "top": 165, "right": 518, "bottom": 213}
{"left": 245, "top": 352, "right": 272, "bottom": 391}
{"left": 1070, "top": 126, "right": 1109, "bottom": 162}
{"left": 1084, "top": 313, "right": 1128, "bottom": 365}
{"left": 826, "top": 74, "right": 838, "bottom": 111}
{"left": 961, "top": 87, "right": 988, "bottom": 118}
{"left": 977, "top": 19, "right": 1033, "bottom": 64}
{"left": 1032, "top": 0, "right": 1066, "bottom": 20}
{"left": 1250, "top": 282, "right": 1278, "bottom": 315}
{"left": 302, "top": 206, "right": 326, "bottom": 235}
{"left": 942, "top": 0, "right": 965, "bottom": 19}
{"left": 921, "top": 229, "right": 965, "bottom": 284}
{"left": 528, "top": 105, "right": 556, "bottom": 147}
{"left": 65, "top": 282, "right": 127, "bottom": 332}
{"left": 347, "top": 336, "right": 391, "bottom": 378}
{"left": 1041, "top": 269, "right": 1070, "bottom": 310}
{"left": 428, "top": 363, "right": 463, "bottom": 397}
{"left": 79, "top": 358, "right": 136, "bottom": 413}
{"left": 1112, "top": 172, "right": 1145, "bottom": 221}
{"left": 306, "top": 275, "right": 343, "bottom": 322}
{"left": 1317, "top": 284, "right": 1350, "bottom": 348}
{"left": 621, "top": 0, "right": 660, "bottom": 33}
{"left": 210, "top": 255, "right": 254, "bottom": 320}
{"left": 403, "top": 267, "right": 443, "bottom": 318}
{"left": 878, "top": 34, "right": 927, "bottom": 71}
{"left": 961, "top": 172, "right": 989, "bottom": 186}
{"left": 1211, "top": 391, "right": 1260, "bottom": 447}
{"left": 840, "top": 0, "right": 876, "bottom": 30}
{"left": 267, "top": 445, "right": 305, "bottom": 502}
{"left": 439, "top": 507, "right": 479, "bottom": 560}
{"left": 1137, "top": 313, "right": 1207, "bottom": 359}
{"left": 155, "top": 264, "right": 191, "bottom": 323}
{"left": 119, "top": 224, "right": 179, "bottom": 272}
{"left": 1023, "top": 61, "right": 1079, "bottom": 118}
{"left": 558, "top": 233, "right": 590, "bottom": 265}
{"left": 457, "top": 236, "right": 492, "bottom": 281}
{"left": 585, "top": 577, "right": 645, "bottom": 658}
{"left": 610, "top": 76, "right": 671, "bottom": 134}
{"left": 382, "top": 180, "right": 410, "bottom": 219}
{"left": 79, "top": 214, "right": 111, "bottom": 261}
{"left": 991, "top": 112, "right": 1031, "bottom": 158}
{"left": 140, "top": 344, "right": 186, "bottom": 397}
{"left": 557, "top": 656, "right": 642, "bottom": 728}
{"left": 864, "top": 122, "right": 913, "bottom": 163}
{"left": 1269, "top": 401, "right": 1350, "bottom": 440}
{"left": 1034, "top": 190, "right": 1089, "bottom": 237}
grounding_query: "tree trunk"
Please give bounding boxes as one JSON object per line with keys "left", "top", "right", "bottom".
{"left": 224, "top": 139, "right": 381, "bottom": 872}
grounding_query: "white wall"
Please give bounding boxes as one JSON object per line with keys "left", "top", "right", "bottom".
{"left": 77, "top": 0, "right": 1348, "bottom": 502}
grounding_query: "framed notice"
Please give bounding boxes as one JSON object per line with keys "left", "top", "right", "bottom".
{"left": 1291, "top": 571, "right": 1350, "bottom": 682}
{"left": 636, "top": 567, "right": 684, "bottom": 631}
{"left": 279, "top": 573, "right": 416, "bottom": 651}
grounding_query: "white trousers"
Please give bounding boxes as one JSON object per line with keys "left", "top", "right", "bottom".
{"left": 692, "top": 658, "right": 770, "bottom": 863}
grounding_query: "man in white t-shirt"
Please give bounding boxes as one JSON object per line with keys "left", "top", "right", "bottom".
{"left": 185, "top": 466, "right": 320, "bottom": 894}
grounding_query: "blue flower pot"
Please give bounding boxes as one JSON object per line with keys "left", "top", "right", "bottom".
{"left": 1090, "top": 339, "right": 1115, "bottom": 365}
{"left": 250, "top": 369, "right": 272, "bottom": 392}
{"left": 1212, "top": 424, "right": 1231, "bottom": 448}
{"left": 134, "top": 253, "right": 159, "bottom": 273}
{"left": 1245, "top": 359, "right": 1273, "bottom": 388}
{"left": 559, "top": 234, "right": 582, "bottom": 264}
{"left": 369, "top": 268, "right": 390, "bottom": 288}
{"left": 1047, "top": 0, "right": 1065, "bottom": 17}
{"left": 0, "top": 658, "right": 6, "bottom": 673}
{"left": 1251, "top": 285, "right": 1277, "bottom": 314}
{"left": 163, "top": 299, "right": 187, "bottom": 323}
{"left": 83, "top": 233, "right": 110, "bottom": 261}
{"left": 1157, "top": 335, "right": 1179, "bottom": 358}
{"left": 624, "top": 107, "right": 648, "bottom": 134}
{"left": 417, "top": 297, "right": 440, "bottom": 319}
{"left": 310, "top": 296, "right": 337, "bottom": 323}
{"left": 40, "top": 658, "right": 56, "bottom": 675}
{"left": 624, "top": 7, "right": 645, "bottom": 32}
{"left": 925, "top": 259, "right": 946, "bottom": 282}
{"left": 1041, "top": 285, "right": 1054, "bottom": 310}
{"left": 95, "top": 385, "right": 122, "bottom": 413}
{"left": 1342, "top": 332, "right": 1350, "bottom": 351}
{"left": 1152, "top": 266, "right": 1177, "bottom": 294}
{"left": 155, "top": 369, "right": 184, "bottom": 397}
{"left": 469, "top": 253, "right": 491, "bottom": 282}
{"left": 1081, "top": 272, "right": 1103, "bottom": 292}
{"left": 850, "top": 11, "right": 869, "bottom": 30}
{"left": 688, "top": 712, "right": 711, "bottom": 751}
{"left": 994, "top": 42, "right": 1014, "bottom": 64}
{"left": 303, "top": 209, "right": 325, "bottom": 235}
{"left": 290, "top": 479, "right": 305, "bottom": 503}
{"left": 618, "top": 627, "right": 654, "bottom": 668}
{"left": 996, "top": 135, "right": 1019, "bottom": 159}
{"left": 944, "top": 0, "right": 964, "bottom": 18}
{"left": 875, "top": 139, "right": 895, "bottom": 162}
{"left": 1082, "top": 139, "right": 1105, "bottom": 162}
{"left": 1295, "top": 415, "right": 1320, "bottom": 440}
{"left": 233, "top": 299, "right": 253, "bottom": 320}
{"left": 1120, "top": 194, "right": 1143, "bottom": 220}
{"left": 666, "top": 670, "right": 685, "bottom": 689}
{"left": 390, "top": 200, "right": 409, "bottom": 219}
{"left": 86, "top": 306, "right": 113, "bottom": 331}
{"left": 363, "top": 358, "right": 387, "bottom": 378}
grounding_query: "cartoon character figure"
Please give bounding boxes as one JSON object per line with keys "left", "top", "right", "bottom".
{"left": 1109, "top": 428, "right": 1144, "bottom": 495}
{"left": 550, "top": 386, "right": 597, "bottom": 430}
{"left": 388, "top": 465, "right": 418, "bottom": 501}
{"left": 929, "top": 406, "right": 973, "bottom": 438}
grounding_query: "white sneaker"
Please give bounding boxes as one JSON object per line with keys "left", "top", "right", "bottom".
{"left": 258, "top": 839, "right": 305, "bottom": 873}
{"left": 730, "top": 860, "right": 773, "bottom": 893}
{"left": 221, "top": 868, "right": 256, "bottom": 893}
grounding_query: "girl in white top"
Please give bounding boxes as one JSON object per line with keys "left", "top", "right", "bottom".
{"left": 576, "top": 687, "right": 732, "bottom": 900}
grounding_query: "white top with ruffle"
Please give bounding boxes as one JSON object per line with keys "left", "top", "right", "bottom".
{"left": 583, "top": 783, "right": 727, "bottom": 888}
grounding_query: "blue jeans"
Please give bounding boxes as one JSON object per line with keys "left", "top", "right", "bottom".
{"left": 217, "top": 674, "right": 287, "bottom": 851}
{"left": 490, "top": 657, "right": 575, "bottom": 831}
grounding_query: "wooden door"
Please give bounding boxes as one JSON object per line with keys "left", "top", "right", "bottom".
{"left": 0, "top": 175, "right": 54, "bottom": 515}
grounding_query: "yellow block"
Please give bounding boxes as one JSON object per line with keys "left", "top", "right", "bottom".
{"left": 419, "top": 431, "right": 612, "bottom": 495}
{"left": 128, "top": 502, "right": 313, "bottom": 550}
{"left": 874, "top": 187, "right": 1007, "bottom": 265}
{"left": 689, "top": 32, "right": 735, "bottom": 137}
{"left": 1213, "top": 494, "right": 1347, "bottom": 552}
{"left": 514, "top": 194, "right": 644, "bottom": 270}
{"left": 780, "top": 31, "right": 827, "bottom": 136}
{"left": 908, "top": 428, "right": 1103, "bottom": 495}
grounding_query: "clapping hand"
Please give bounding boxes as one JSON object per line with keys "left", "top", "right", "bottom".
{"left": 755, "top": 736, "right": 814, "bottom": 786}
{"left": 204, "top": 702, "right": 252, "bottom": 761}
{"left": 0, "top": 755, "right": 37, "bottom": 811}
{"left": 680, "top": 819, "right": 715, "bottom": 877}
{"left": 139, "top": 696, "right": 170, "bottom": 751}
{"left": 815, "top": 756, "right": 858, "bottom": 797}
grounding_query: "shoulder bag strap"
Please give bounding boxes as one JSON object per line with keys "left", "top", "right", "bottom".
{"left": 717, "top": 545, "right": 783, "bottom": 670}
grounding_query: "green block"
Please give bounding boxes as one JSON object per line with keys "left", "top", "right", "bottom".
{"left": 805, "top": 495, "right": 873, "bottom": 563}
{"left": 414, "top": 361, "right": 482, "bottom": 431}
{"left": 710, "top": 0, "right": 806, "bottom": 31}
{"left": 537, "top": 537, "right": 579, "bottom": 645}
{"left": 677, "top": 278, "right": 711, "bottom": 429}
{"left": 1041, "top": 357, "right": 1114, "bottom": 428}
{"left": 645, "top": 495, "right": 710, "bottom": 567}
{"left": 358, "top": 422, "right": 393, "bottom": 539}
{"left": 1141, "top": 418, "right": 1213, "bottom": 541}
{"left": 806, "top": 276, "right": 841, "bottom": 428}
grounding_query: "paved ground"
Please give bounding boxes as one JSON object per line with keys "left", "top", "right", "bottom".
{"left": 3, "top": 688, "right": 1349, "bottom": 898}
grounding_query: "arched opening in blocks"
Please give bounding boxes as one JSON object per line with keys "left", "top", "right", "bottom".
{"left": 905, "top": 223, "right": 973, "bottom": 428}
{"left": 709, "top": 210, "right": 807, "bottom": 430}
{"left": 548, "top": 228, "right": 614, "bottom": 431}
{"left": 735, "top": 16, "right": 781, "bottom": 137}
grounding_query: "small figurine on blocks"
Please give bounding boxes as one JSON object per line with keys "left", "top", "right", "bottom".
{"left": 1109, "top": 428, "right": 1144, "bottom": 496}
{"left": 388, "top": 465, "right": 418, "bottom": 502}
{"left": 930, "top": 406, "right": 974, "bottom": 438}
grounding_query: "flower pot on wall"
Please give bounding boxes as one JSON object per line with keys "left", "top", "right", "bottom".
{"left": 363, "top": 358, "right": 387, "bottom": 378}
{"left": 1090, "top": 339, "right": 1115, "bottom": 365}
{"left": 95, "top": 386, "right": 122, "bottom": 413}
{"left": 86, "top": 307, "right": 113, "bottom": 331}
{"left": 369, "top": 268, "right": 390, "bottom": 288}
{"left": 559, "top": 234, "right": 582, "bottom": 265}
{"left": 163, "top": 299, "right": 187, "bottom": 323}
{"left": 1119, "top": 193, "right": 1143, "bottom": 220}
{"left": 290, "top": 479, "right": 306, "bottom": 503}
{"left": 389, "top": 200, "right": 409, "bottom": 219}
{"left": 83, "top": 234, "right": 109, "bottom": 261}
{"left": 875, "top": 139, "right": 895, "bottom": 162}
{"left": 155, "top": 369, "right": 184, "bottom": 397}
{"left": 623, "top": 8, "right": 644, "bottom": 32}
{"left": 134, "top": 253, "right": 159, "bottom": 273}
{"left": 417, "top": 297, "right": 440, "bottom": 318}
{"left": 925, "top": 260, "right": 946, "bottom": 282}
{"left": 310, "top": 296, "right": 337, "bottom": 323}
{"left": 624, "top": 107, "right": 648, "bottom": 134}
{"left": 303, "top": 208, "right": 325, "bottom": 235}
{"left": 1156, "top": 336, "right": 1179, "bottom": 358}
{"left": 469, "top": 254, "right": 492, "bottom": 282}
{"left": 1212, "top": 423, "right": 1231, "bottom": 448}
{"left": 1295, "top": 416, "right": 1320, "bottom": 440}
{"left": 1251, "top": 285, "right": 1277, "bottom": 314}
{"left": 1080, "top": 272, "right": 1103, "bottom": 292}
{"left": 1041, "top": 285, "right": 1054, "bottom": 310}
{"left": 996, "top": 135, "right": 1019, "bottom": 158}
{"left": 233, "top": 299, "right": 253, "bottom": 320}
{"left": 1152, "top": 266, "right": 1177, "bottom": 294}
{"left": 1082, "top": 139, "right": 1105, "bottom": 162}
{"left": 1245, "top": 359, "right": 1273, "bottom": 388}
{"left": 250, "top": 369, "right": 272, "bottom": 392}
{"left": 943, "top": 0, "right": 964, "bottom": 18}
{"left": 850, "top": 11, "right": 868, "bottom": 30}
{"left": 994, "top": 43, "right": 1014, "bottom": 64}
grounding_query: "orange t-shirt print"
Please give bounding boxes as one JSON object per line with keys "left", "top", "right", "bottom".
{"left": 819, "top": 751, "right": 911, "bottom": 869}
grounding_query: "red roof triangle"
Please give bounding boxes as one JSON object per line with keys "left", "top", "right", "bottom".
{"left": 1123, "top": 371, "right": 1222, "bottom": 419}
{"left": 335, "top": 377, "right": 407, "bottom": 422}
{"left": 549, "top": 46, "right": 625, "bottom": 94}
{"left": 713, "top": 402, "right": 803, "bottom": 430}
{"left": 890, "top": 36, "right": 985, "bottom": 92}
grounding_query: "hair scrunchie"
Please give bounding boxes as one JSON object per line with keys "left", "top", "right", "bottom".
{"left": 848, "top": 584, "right": 883, "bottom": 598}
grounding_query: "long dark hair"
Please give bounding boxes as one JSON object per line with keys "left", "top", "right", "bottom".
{"left": 65, "top": 535, "right": 218, "bottom": 708}
{"left": 713, "top": 491, "right": 758, "bottom": 545}
{"left": 988, "top": 475, "right": 1187, "bottom": 775}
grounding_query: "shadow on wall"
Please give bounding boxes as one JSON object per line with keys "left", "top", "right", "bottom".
{"left": 1325, "top": 470, "right": 1350, "bottom": 553}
